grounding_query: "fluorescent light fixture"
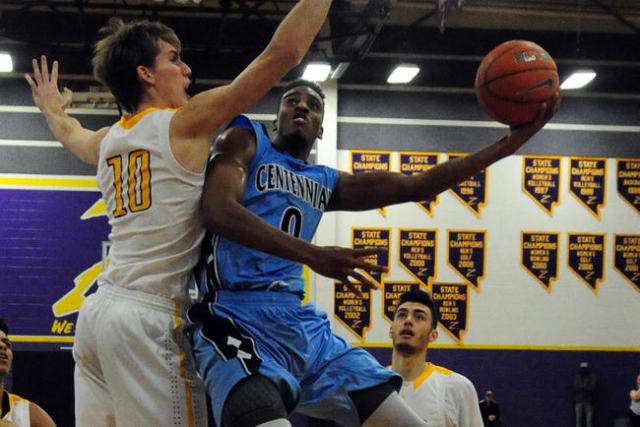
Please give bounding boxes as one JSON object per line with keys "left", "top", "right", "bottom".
{"left": 387, "top": 64, "right": 420, "bottom": 84}
{"left": 560, "top": 70, "right": 596, "bottom": 90}
{"left": 0, "top": 53, "right": 13, "bottom": 73}
{"left": 330, "top": 62, "right": 350, "bottom": 80}
{"left": 302, "top": 63, "right": 332, "bottom": 82}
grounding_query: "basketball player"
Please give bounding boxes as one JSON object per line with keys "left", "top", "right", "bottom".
{"left": 389, "top": 290, "right": 483, "bottom": 426}
{"left": 24, "top": 2, "right": 338, "bottom": 424}
{"left": 189, "top": 80, "right": 559, "bottom": 426}
{"left": 0, "top": 317, "right": 56, "bottom": 427}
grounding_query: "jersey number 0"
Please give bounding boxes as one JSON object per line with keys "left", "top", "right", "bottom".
{"left": 106, "top": 150, "right": 152, "bottom": 217}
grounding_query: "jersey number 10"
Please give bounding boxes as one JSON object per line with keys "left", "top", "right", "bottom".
{"left": 106, "top": 149, "right": 152, "bottom": 217}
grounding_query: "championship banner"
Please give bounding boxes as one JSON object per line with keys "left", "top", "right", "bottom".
{"left": 447, "top": 230, "right": 486, "bottom": 291}
{"left": 382, "top": 281, "right": 421, "bottom": 324}
{"left": 613, "top": 234, "right": 640, "bottom": 292}
{"left": 399, "top": 152, "right": 439, "bottom": 216}
{"left": 350, "top": 150, "right": 392, "bottom": 217}
{"left": 447, "top": 153, "right": 487, "bottom": 217}
{"left": 521, "top": 231, "right": 560, "bottom": 292}
{"left": 431, "top": 283, "right": 469, "bottom": 344}
{"left": 567, "top": 233, "right": 606, "bottom": 293}
{"left": 0, "top": 178, "right": 110, "bottom": 350}
{"left": 333, "top": 281, "right": 372, "bottom": 341}
{"left": 522, "top": 155, "right": 561, "bottom": 216}
{"left": 569, "top": 157, "right": 607, "bottom": 219}
{"left": 617, "top": 159, "right": 640, "bottom": 214}
{"left": 352, "top": 227, "right": 391, "bottom": 287}
{"left": 398, "top": 228, "right": 437, "bottom": 288}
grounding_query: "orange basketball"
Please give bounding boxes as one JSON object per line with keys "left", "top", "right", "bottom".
{"left": 475, "top": 40, "right": 558, "bottom": 127}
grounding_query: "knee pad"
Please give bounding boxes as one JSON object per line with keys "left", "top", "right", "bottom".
{"left": 349, "top": 380, "right": 397, "bottom": 425}
{"left": 222, "top": 375, "right": 287, "bottom": 427}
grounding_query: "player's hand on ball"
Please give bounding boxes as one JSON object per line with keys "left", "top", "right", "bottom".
{"left": 508, "top": 91, "right": 561, "bottom": 147}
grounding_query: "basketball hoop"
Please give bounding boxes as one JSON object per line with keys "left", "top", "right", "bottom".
{"left": 436, "top": 0, "right": 465, "bottom": 32}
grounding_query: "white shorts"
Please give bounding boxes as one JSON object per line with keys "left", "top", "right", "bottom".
{"left": 73, "top": 283, "right": 207, "bottom": 427}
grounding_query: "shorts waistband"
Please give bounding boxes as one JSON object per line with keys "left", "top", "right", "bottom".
{"left": 213, "top": 290, "right": 301, "bottom": 306}
{"left": 97, "top": 283, "right": 181, "bottom": 314}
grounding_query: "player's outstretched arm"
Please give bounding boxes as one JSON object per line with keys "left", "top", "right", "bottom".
{"left": 25, "top": 56, "right": 109, "bottom": 165}
{"left": 327, "top": 93, "right": 561, "bottom": 212}
{"left": 201, "top": 126, "right": 387, "bottom": 295}
{"left": 172, "top": 0, "right": 333, "bottom": 144}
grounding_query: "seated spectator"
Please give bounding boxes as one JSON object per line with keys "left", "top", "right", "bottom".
{"left": 0, "top": 316, "right": 56, "bottom": 427}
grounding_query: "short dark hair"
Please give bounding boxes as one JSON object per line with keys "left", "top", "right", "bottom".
{"left": 0, "top": 316, "right": 8, "bottom": 336}
{"left": 395, "top": 289, "right": 438, "bottom": 329}
{"left": 92, "top": 18, "right": 181, "bottom": 113}
{"left": 282, "top": 79, "right": 325, "bottom": 101}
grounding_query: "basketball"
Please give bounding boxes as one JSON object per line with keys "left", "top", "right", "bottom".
{"left": 475, "top": 40, "right": 558, "bottom": 127}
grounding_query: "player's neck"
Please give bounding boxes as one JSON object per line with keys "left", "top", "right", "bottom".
{"left": 131, "top": 92, "right": 181, "bottom": 117}
{"left": 130, "top": 98, "right": 162, "bottom": 117}
{"left": 0, "top": 386, "right": 6, "bottom": 418}
{"left": 272, "top": 136, "right": 312, "bottom": 162}
{"left": 391, "top": 350, "right": 428, "bottom": 382}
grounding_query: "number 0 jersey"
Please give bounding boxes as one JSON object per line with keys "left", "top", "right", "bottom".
{"left": 96, "top": 108, "right": 206, "bottom": 304}
{"left": 199, "top": 116, "right": 339, "bottom": 299}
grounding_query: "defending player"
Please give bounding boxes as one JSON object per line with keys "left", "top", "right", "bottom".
{"left": 389, "top": 289, "right": 483, "bottom": 426}
{"left": 24, "top": 2, "right": 338, "bottom": 424}
{"left": 189, "top": 80, "right": 559, "bottom": 426}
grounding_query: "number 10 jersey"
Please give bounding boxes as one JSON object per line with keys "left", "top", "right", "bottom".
{"left": 96, "top": 108, "right": 206, "bottom": 304}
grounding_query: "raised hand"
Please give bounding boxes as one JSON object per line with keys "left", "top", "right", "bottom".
{"left": 308, "top": 246, "right": 388, "bottom": 297}
{"left": 24, "top": 55, "right": 107, "bottom": 165}
{"left": 25, "top": 56, "right": 73, "bottom": 114}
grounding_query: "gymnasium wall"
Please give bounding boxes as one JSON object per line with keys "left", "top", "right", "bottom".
{"left": 314, "top": 88, "right": 640, "bottom": 427}
{"left": 1, "top": 76, "right": 639, "bottom": 427}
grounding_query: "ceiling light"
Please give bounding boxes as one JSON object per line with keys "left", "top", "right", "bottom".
{"left": 302, "top": 63, "right": 331, "bottom": 82}
{"left": 387, "top": 64, "right": 420, "bottom": 84}
{"left": 0, "top": 53, "right": 13, "bottom": 73}
{"left": 560, "top": 70, "right": 596, "bottom": 90}
{"left": 330, "top": 62, "right": 350, "bottom": 80}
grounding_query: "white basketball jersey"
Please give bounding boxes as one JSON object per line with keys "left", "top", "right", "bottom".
{"left": 399, "top": 363, "right": 483, "bottom": 427}
{"left": 96, "top": 108, "right": 205, "bottom": 304}
{"left": 2, "top": 392, "right": 31, "bottom": 426}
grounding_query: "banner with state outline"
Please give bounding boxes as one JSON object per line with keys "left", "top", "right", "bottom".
{"left": 350, "top": 150, "right": 391, "bottom": 217}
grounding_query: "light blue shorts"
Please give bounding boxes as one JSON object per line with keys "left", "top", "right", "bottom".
{"left": 187, "top": 291, "right": 400, "bottom": 426}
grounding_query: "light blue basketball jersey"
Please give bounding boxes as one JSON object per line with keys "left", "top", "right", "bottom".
{"left": 198, "top": 116, "right": 339, "bottom": 299}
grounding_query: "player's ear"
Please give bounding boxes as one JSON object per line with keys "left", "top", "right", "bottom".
{"left": 317, "top": 125, "right": 323, "bottom": 140}
{"left": 272, "top": 119, "right": 278, "bottom": 131}
{"left": 137, "top": 65, "right": 154, "bottom": 85}
{"left": 428, "top": 328, "right": 438, "bottom": 344}
{"left": 388, "top": 325, "right": 394, "bottom": 339}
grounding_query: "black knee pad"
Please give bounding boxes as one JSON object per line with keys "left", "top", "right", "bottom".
{"left": 349, "top": 380, "right": 398, "bottom": 425}
{"left": 222, "top": 375, "right": 287, "bottom": 427}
